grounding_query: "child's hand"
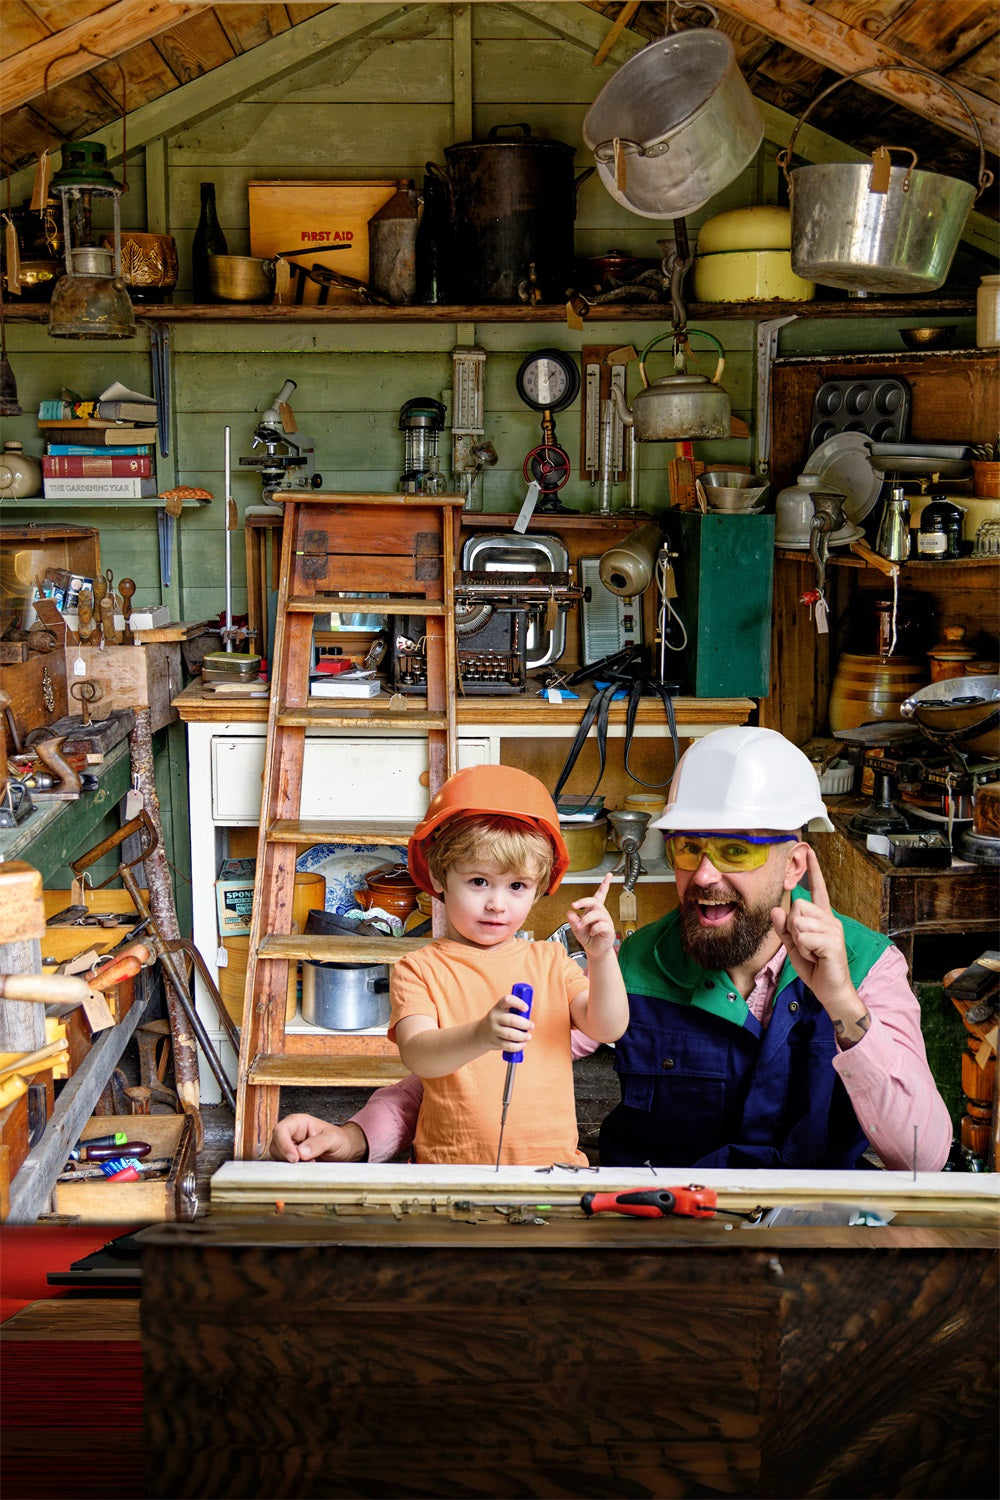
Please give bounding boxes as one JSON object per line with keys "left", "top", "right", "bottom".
{"left": 477, "top": 989, "right": 535, "bottom": 1054}
{"left": 566, "top": 871, "right": 616, "bottom": 959}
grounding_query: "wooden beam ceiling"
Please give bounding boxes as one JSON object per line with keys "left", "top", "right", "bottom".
{"left": 0, "top": 1, "right": 206, "bottom": 114}
{"left": 711, "top": 0, "right": 999, "bottom": 152}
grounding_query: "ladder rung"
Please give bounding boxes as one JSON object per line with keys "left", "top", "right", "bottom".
{"left": 259, "top": 933, "right": 432, "bottom": 964}
{"left": 268, "top": 818, "right": 416, "bottom": 846}
{"left": 247, "top": 1055, "right": 410, "bottom": 1088}
{"left": 287, "top": 595, "right": 448, "bottom": 616}
{"left": 276, "top": 705, "right": 451, "bottom": 729}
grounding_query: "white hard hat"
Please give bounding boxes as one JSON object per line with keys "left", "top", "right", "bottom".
{"left": 652, "top": 726, "right": 834, "bottom": 834}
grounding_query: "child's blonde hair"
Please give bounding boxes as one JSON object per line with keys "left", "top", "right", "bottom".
{"left": 426, "top": 815, "right": 554, "bottom": 893}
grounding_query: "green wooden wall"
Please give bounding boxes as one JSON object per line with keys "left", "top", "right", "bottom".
{"left": 5, "top": 3, "right": 975, "bottom": 624}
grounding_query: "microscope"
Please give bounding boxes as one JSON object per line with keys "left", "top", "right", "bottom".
{"left": 240, "top": 379, "right": 322, "bottom": 498}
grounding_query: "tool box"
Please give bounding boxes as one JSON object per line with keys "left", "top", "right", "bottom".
{"left": 55, "top": 1112, "right": 198, "bottom": 1223}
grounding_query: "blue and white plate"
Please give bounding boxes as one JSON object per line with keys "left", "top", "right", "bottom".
{"left": 296, "top": 844, "right": 409, "bottom": 916}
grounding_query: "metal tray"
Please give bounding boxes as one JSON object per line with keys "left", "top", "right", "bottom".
{"left": 809, "top": 376, "right": 910, "bottom": 451}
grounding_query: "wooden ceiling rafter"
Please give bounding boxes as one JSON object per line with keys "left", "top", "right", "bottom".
{"left": 709, "top": 0, "right": 998, "bottom": 152}
{"left": 0, "top": 0, "right": 207, "bottom": 115}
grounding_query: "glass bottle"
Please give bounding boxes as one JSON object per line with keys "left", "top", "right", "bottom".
{"left": 415, "top": 172, "right": 451, "bottom": 305}
{"left": 192, "top": 182, "right": 227, "bottom": 303}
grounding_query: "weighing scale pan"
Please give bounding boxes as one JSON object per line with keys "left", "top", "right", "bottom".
{"left": 868, "top": 455, "right": 971, "bottom": 480}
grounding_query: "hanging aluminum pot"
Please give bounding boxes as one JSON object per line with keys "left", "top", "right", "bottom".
{"left": 433, "top": 125, "right": 593, "bottom": 304}
{"left": 611, "top": 329, "right": 731, "bottom": 442}
{"left": 583, "top": 8, "right": 764, "bottom": 219}
{"left": 777, "top": 65, "right": 993, "bottom": 296}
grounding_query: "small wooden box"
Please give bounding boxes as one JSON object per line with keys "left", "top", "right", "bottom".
{"left": 248, "top": 179, "right": 396, "bottom": 304}
{"left": 55, "top": 1112, "right": 198, "bottom": 1224}
{"left": 0, "top": 524, "right": 101, "bottom": 638}
{"left": 62, "top": 642, "right": 182, "bottom": 731}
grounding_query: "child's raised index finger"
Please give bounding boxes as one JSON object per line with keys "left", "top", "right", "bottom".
{"left": 570, "top": 870, "right": 612, "bottom": 911}
{"left": 804, "top": 844, "right": 832, "bottom": 911}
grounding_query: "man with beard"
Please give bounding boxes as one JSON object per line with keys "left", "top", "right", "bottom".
{"left": 598, "top": 726, "right": 951, "bottom": 1170}
{"left": 272, "top": 728, "right": 950, "bottom": 1172}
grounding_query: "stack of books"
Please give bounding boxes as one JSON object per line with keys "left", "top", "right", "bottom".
{"left": 38, "top": 383, "right": 159, "bottom": 500}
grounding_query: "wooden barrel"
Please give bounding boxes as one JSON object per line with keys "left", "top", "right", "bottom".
{"left": 828, "top": 652, "right": 928, "bottom": 732}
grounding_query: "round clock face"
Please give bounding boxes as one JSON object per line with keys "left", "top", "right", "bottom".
{"left": 515, "top": 349, "right": 581, "bottom": 412}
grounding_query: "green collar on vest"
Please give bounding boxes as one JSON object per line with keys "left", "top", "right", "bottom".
{"left": 618, "top": 885, "right": 891, "bottom": 1027}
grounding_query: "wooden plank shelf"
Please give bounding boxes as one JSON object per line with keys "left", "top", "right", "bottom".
{"left": 247, "top": 1054, "right": 409, "bottom": 1088}
{"left": 259, "top": 933, "right": 432, "bottom": 964}
{"left": 2, "top": 298, "right": 977, "bottom": 326}
{"left": 266, "top": 818, "right": 417, "bottom": 846}
{"left": 288, "top": 595, "right": 448, "bottom": 617}
{"left": 277, "top": 704, "right": 450, "bottom": 728}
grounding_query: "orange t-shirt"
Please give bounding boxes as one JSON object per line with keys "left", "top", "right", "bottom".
{"left": 389, "top": 938, "right": 590, "bottom": 1166}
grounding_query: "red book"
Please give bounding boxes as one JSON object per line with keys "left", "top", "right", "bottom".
{"left": 42, "top": 454, "right": 154, "bottom": 478}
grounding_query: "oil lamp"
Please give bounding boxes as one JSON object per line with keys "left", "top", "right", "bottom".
{"left": 48, "top": 141, "right": 136, "bottom": 340}
{"left": 398, "top": 397, "right": 445, "bottom": 493}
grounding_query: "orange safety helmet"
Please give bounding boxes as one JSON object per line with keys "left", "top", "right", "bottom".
{"left": 407, "top": 764, "right": 570, "bottom": 896}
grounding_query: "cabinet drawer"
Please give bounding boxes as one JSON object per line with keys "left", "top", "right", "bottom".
{"left": 211, "top": 736, "right": 494, "bottom": 824}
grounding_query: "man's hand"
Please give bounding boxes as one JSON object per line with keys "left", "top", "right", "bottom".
{"left": 771, "top": 845, "right": 871, "bottom": 1046}
{"left": 566, "top": 871, "right": 616, "bottom": 959}
{"left": 269, "top": 1113, "right": 368, "bottom": 1163}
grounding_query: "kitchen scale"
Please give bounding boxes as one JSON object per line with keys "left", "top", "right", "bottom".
{"left": 833, "top": 721, "right": 998, "bottom": 847}
{"left": 515, "top": 348, "right": 580, "bottom": 515}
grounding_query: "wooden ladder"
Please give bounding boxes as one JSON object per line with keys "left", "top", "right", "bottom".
{"left": 234, "top": 490, "right": 464, "bottom": 1160}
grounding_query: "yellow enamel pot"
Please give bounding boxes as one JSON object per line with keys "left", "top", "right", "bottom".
{"left": 692, "top": 250, "right": 816, "bottom": 303}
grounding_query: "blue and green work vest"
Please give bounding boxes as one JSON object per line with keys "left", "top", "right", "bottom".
{"left": 601, "top": 888, "right": 891, "bottom": 1170}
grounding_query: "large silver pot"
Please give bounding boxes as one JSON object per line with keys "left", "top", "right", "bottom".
{"left": 583, "top": 22, "right": 763, "bottom": 219}
{"left": 612, "top": 329, "right": 731, "bottom": 442}
{"left": 301, "top": 961, "right": 391, "bottom": 1031}
{"left": 778, "top": 67, "right": 993, "bottom": 295}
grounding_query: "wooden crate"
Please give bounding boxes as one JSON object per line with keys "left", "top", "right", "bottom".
{"left": 248, "top": 179, "right": 397, "bottom": 304}
{"left": 0, "top": 523, "right": 100, "bottom": 638}
{"left": 62, "top": 642, "right": 182, "bottom": 732}
{"left": 55, "top": 1112, "right": 198, "bottom": 1223}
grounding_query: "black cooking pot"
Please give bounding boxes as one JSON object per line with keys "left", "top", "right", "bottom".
{"left": 432, "top": 124, "right": 592, "bottom": 304}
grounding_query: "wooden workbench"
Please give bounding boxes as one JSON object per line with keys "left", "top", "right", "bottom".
{"left": 140, "top": 1209, "right": 997, "bottom": 1499}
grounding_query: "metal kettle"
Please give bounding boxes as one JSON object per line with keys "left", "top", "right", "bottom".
{"left": 611, "top": 329, "right": 731, "bottom": 442}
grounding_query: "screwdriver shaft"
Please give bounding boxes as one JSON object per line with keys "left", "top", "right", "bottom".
{"left": 495, "top": 1059, "right": 516, "bottom": 1170}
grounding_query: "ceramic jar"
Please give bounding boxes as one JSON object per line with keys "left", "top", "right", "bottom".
{"left": 976, "top": 274, "right": 1000, "bottom": 349}
{"left": 0, "top": 442, "right": 42, "bottom": 499}
{"left": 356, "top": 863, "right": 421, "bottom": 922}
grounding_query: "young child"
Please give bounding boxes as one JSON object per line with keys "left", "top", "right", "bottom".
{"left": 389, "top": 764, "right": 629, "bottom": 1166}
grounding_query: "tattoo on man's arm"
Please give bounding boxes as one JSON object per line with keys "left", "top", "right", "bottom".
{"left": 833, "top": 1010, "right": 872, "bottom": 1049}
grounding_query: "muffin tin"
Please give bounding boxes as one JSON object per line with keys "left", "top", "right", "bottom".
{"left": 809, "top": 377, "right": 910, "bottom": 451}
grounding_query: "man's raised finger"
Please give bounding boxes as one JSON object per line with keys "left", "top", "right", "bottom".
{"left": 804, "top": 844, "right": 832, "bottom": 911}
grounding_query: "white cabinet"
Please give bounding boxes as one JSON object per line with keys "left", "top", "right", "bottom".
{"left": 210, "top": 733, "right": 495, "bottom": 824}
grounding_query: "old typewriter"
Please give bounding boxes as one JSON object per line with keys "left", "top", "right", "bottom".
{"left": 390, "top": 568, "right": 583, "bottom": 695}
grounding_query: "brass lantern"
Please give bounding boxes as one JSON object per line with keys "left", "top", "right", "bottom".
{"left": 48, "top": 141, "right": 136, "bottom": 340}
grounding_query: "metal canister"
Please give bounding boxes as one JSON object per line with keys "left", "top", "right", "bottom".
{"left": 437, "top": 126, "right": 587, "bottom": 304}
{"left": 367, "top": 180, "right": 420, "bottom": 306}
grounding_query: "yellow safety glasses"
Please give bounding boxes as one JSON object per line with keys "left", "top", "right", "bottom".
{"left": 662, "top": 833, "right": 797, "bottom": 873}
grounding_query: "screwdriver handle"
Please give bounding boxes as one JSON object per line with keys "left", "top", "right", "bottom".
{"left": 501, "top": 982, "right": 534, "bottom": 1064}
{"left": 582, "top": 1189, "right": 677, "bottom": 1218}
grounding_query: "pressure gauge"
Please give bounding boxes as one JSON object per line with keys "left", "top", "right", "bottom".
{"left": 515, "top": 348, "right": 581, "bottom": 412}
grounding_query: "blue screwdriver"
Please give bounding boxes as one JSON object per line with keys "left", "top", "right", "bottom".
{"left": 495, "top": 982, "right": 534, "bottom": 1171}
